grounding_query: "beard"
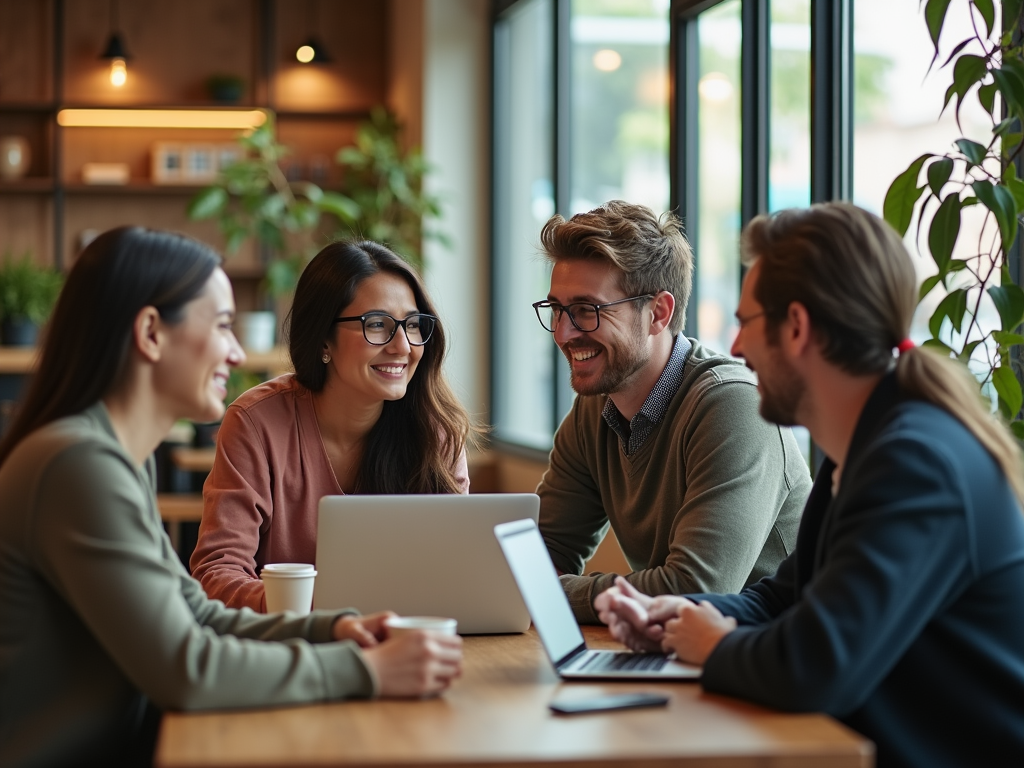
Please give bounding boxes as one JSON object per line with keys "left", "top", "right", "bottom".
{"left": 755, "top": 347, "right": 804, "bottom": 426}
{"left": 560, "top": 324, "right": 650, "bottom": 397}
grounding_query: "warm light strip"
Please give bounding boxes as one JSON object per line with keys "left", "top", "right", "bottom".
{"left": 57, "top": 109, "right": 267, "bottom": 129}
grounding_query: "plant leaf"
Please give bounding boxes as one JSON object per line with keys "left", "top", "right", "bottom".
{"left": 1010, "top": 420, "right": 1024, "bottom": 440}
{"left": 993, "top": 364, "right": 1023, "bottom": 419}
{"left": 318, "top": 191, "right": 360, "bottom": 222}
{"left": 924, "top": 0, "right": 954, "bottom": 62}
{"left": 1007, "top": 177, "right": 1024, "bottom": 211}
{"left": 929, "top": 287, "right": 969, "bottom": 337}
{"left": 187, "top": 187, "right": 228, "bottom": 220}
{"left": 974, "top": 0, "right": 995, "bottom": 37}
{"left": 973, "top": 179, "right": 1019, "bottom": 250}
{"left": 919, "top": 273, "right": 943, "bottom": 300}
{"left": 927, "top": 157, "right": 954, "bottom": 195}
{"left": 958, "top": 338, "right": 984, "bottom": 364}
{"left": 993, "top": 330, "right": 1024, "bottom": 347}
{"left": 928, "top": 193, "right": 961, "bottom": 271}
{"left": 993, "top": 68, "right": 1024, "bottom": 121}
{"left": 978, "top": 81, "right": 998, "bottom": 113}
{"left": 883, "top": 154, "right": 930, "bottom": 236}
{"left": 955, "top": 138, "right": 988, "bottom": 165}
{"left": 988, "top": 283, "right": 1024, "bottom": 331}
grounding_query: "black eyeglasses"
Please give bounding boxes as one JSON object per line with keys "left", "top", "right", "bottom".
{"left": 532, "top": 295, "right": 655, "bottom": 333}
{"left": 333, "top": 312, "right": 437, "bottom": 346}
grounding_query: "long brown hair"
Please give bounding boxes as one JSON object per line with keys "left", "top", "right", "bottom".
{"left": 742, "top": 202, "right": 1024, "bottom": 507}
{"left": 286, "top": 240, "right": 471, "bottom": 494}
{"left": 0, "top": 227, "right": 219, "bottom": 468}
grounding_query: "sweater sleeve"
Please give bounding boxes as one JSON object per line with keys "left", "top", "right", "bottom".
{"left": 697, "top": 431, "right": 972, "bottom": 715}
{"left": 537, "top": 399, "right": 611, "bottom": 577}
{"left": 32, "top": 442, "right": 377, "bottom": 711}
{"left": 190, "top": 403, "right": 272, "bottom": 611}
{"left": 559, "top": 377, "right": 805, "bottom": 623}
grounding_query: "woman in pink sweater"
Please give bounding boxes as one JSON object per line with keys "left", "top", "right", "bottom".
{"left": 191, "top": 241, "right": 472, "bottom": 610}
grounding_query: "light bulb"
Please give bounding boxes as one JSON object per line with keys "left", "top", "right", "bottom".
{"left": 110, "top": 58, "right": 127, "bottom": 87}
{"left": 296, "top": 45, "right": 314, "bottom": 64}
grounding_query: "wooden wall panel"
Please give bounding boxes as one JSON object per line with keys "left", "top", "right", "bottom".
{"left": 0, "top": 0, "right": 53, "bottom": 103}
{"left": 273, "top": 0, "right": 387, "bottom": 112}
{"left": 61, "top": 194, "right": 255, "bottom": 269}
{"left": 0, "top": 196, "right": 54, "bottom": 266}
{"left": 62, "top": 0, "right": 259, "bottom": 105}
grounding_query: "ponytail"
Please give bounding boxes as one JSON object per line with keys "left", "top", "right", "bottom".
{"left": 896, "top": 347, "right": 1024, "bottom": 508}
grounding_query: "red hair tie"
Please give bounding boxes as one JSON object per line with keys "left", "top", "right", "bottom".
{"left": 896, "top": 338, "right": 915, "bottom": 354}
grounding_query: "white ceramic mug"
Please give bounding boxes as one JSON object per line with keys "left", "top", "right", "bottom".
{"left": 384, "top": 615, "right": 458, "bottom": 637}
{"left": 261, "top": 563, "right": 316, "bottom": 615}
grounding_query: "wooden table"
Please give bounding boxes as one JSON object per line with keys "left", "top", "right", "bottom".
{"left": 155, "top": 627, "right": 873, "bottom": 768}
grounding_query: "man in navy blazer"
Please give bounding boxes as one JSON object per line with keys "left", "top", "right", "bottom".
{"left": 594, "top": 203, "right": 1024, "bottom": 768}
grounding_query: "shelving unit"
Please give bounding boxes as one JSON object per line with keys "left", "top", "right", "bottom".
{"left": 0, "top": 0, "right": 388, "bottom": 303}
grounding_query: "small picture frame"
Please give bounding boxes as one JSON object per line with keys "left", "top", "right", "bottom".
{"left": 152, "top": 143, "right": 185, "bottom": 184}
{"left": 183, "top": 144, "right": 217, "bottom": 183}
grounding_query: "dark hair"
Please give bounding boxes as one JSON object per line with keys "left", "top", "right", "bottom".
{"left": 0, "top": 227, "right": 220, "bottom": 468}
{"left": 286, "top": 241, "right": 471, "bottom": 494}
{"left": 742, "top": 202, "right": 1024, "bottom": 506}
{"left": 539, "top": 200, "right": 694, "bottom": 334}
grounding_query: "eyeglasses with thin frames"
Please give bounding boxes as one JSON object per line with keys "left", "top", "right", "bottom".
{"left": 333, "top": 312, "right": 437, "bottom": 346}
{"left": 532, "top": 294, "right": 655, "bottom": 333}
{"left": 734, "top": 310, "right": 766, "bottom": 329}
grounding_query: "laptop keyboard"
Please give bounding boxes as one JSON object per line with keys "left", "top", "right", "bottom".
{"left": 579, "top": 652, "right": 669, "bottom": 672}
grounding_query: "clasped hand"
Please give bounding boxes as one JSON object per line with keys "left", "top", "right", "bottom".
{"left": 332, "top": 611, "right": 464, "bottom": 698}
{"left": 593, "top": 577, "right": 737, "bottom": 665}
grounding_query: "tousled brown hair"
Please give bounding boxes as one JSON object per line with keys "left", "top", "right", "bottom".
{"left": 539, "top": 200, "right": 693, "bottom": 334}
{"left": 742, "top": 202, "right": 1024, "bottom": 507}
{"left": 286, "top": 240, "right": 472, "bottom": 494}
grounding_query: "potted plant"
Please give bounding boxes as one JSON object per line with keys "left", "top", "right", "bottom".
{"left": 188, "top": 115, "right": 361, "bottom": 300}
{"left": 0, "top": 252, "right": 63, "bottom": 347}
{"left": 335, "top": 107, "right": 448, "bottom": 271}
{"left": 883, "top": 0, "right": 1024, "bottom": 435}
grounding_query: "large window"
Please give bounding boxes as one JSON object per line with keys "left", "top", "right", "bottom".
{"left": 492, "top": 0, "right": 983, "bottom": 451}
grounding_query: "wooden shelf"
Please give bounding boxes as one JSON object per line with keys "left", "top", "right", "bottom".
{"left": 63, "top": 183, "right": 210, "bottom": 195}
{"left": 0, "top": 178, "right": 55, "bottom": 194}
{"left": 0, "top": 345, "right": 290, "bottom": 375}
{"left": 0, "top": 346, "right": 37, "bottom": 374}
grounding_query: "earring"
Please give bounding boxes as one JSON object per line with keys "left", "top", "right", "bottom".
{"left": 322, "top": 353, "right": 331, "bottom": 364}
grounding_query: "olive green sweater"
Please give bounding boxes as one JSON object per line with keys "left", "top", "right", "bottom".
{"left": 539, "top": 339, "right": 811, "bottom": 623}
{"left": 0, "top": 403, "right": 376, "bottom": 768}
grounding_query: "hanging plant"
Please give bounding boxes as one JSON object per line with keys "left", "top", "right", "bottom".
{"left": 884, "top": 0, "right": 1024, "bottom": 435}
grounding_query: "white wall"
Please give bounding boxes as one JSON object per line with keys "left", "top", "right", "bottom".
{"left": 390, "top": 0, "right": 491, "bottom": 427}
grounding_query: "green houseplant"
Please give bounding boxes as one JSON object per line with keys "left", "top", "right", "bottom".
{"left": 883, "top": 0, "right": 1024, "bottom": 435}
{"left": 0, "top": 252, "right": 63, "bottom": 347}
{"left": 188, "top": 108, "right": 444, "bottom": 297}
{"left": 335, "top": 107, "right": 447, "bottom": 270}
{"left": 187, "top": 116, "right": 360, "bottom": 297}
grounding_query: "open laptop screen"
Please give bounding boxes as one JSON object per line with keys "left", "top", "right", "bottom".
{"left": 495, "top": 519, "right": 585, "bottom": 666}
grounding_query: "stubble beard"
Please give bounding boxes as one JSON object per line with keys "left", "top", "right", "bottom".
{"left": 562, "top": 327, "right": 650, "bottom": 397}
{"left": 756, "top": 348, "right": 804, "bottom": 427}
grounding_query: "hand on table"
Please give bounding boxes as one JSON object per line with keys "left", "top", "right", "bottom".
{"left": 662, "top": 599, "right": 737, "bottom": 665}
{"left": 362, "top": 631, "right": 464, "bottom": 698}
{"left": 593, "top": 576, "right": 690, "bottom": 653}
{"left": 332, "top": 611, "right": 397, "bottom": 647}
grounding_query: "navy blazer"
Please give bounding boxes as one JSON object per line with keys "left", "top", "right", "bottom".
{"left": 694, "top": 373, "right": 1024, "bottom": 768}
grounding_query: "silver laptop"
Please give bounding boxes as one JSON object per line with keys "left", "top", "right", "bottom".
{"left": 494, "top": 518, "right": 702, "bottom": 680}
{"left": 314, "top": 494, "right": 539, "bottom": 634}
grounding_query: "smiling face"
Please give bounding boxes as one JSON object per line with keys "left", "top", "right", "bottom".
{"left": 730, "top": 260, "right": 804, "bottom": 426}
{"left": 323, "top": 271, "right": 425, "bottom": 408}
{"left": 155, "top": 267, "right": 244, "bottom": 424}
{"left": 548, "top": 258, "right": 651, "bottom": 397}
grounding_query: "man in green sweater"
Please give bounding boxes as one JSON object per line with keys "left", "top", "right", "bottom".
{"left": 532, "top": 200, "right": 811, "bottom": 623}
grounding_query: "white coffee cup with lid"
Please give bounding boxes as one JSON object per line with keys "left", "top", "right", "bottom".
{"left": 261, "top": 563, "right": 316, "bottom": 615}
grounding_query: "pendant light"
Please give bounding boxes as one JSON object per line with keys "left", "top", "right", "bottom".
{"left": 295, "top": 0, "right": 331, "bottom": 64}
{"left": 100, "top": 0, "right": 130, "bottom": 87}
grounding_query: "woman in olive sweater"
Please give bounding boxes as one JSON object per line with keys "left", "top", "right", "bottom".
{"left": 0, "top": 227, "right": 462, "bottom": 768}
